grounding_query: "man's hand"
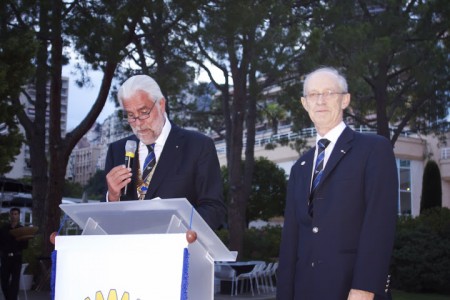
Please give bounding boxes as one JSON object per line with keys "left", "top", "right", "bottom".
{"left": 348, "top": 289, "right": 374, "bottom": 300}
{"left": 106, "top": 165, "right": 132, "bottom": 201}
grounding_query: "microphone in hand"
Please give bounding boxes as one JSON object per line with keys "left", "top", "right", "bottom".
{"left": 123, "top": 140, "right": 137, "bottom": 196}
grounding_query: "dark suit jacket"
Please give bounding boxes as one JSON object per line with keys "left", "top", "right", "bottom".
{"left": 104, "top": 123, "right": 226, "bottom": 229}
{"left": 277, "top": 127, "right": 398, "bottom": 300}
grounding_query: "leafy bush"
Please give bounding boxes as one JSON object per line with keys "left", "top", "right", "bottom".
{"left": 242, "top": 226, "right": 282, "bottom": 261}
{"left": 22, "top": 234, "right": 43, "bottom": 276}
{"left": 216, "top": 225, "right": 282, "bottom": 262}
{"left": 391, "top": 208, "right": 450, "bottom": 294}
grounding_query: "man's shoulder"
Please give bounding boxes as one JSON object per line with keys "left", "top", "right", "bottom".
{"left": 109, "top": 134, "right": 137, "bottom": 147}
{"left": 171, "top": 124, "right": 214, "bottom": 142}
{"left": 352, "top": 130, "right": 391, "bottom": 146}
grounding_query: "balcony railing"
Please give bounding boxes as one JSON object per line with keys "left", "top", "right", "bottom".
{"left": 215, "top": 125, "right": 418, "bottom": 154}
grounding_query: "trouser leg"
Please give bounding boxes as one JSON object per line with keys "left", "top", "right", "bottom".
{"left": 8, "top": 256, "right": 22, "bottom": 300}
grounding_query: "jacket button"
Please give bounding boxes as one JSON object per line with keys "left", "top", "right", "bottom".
{"left": 312, "top": 227, "right": 319, "bottom": 233}
{"left": 311, "top": 262, "right": 315, "bottom": 267}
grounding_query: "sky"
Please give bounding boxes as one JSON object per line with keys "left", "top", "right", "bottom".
{"left": 62, "top": 61, "right": 223, "bottom": 131}
{"left": 62, "top": 66, "right": 117, "bottom": 131}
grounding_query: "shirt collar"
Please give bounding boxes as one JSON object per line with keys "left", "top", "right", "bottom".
{"left": 155, "top": 114, "right": 171, "bottom": 147}
{"left": 139, "top": 114, "right": 171, "bottom": 150}
{"left": 316, "top": 121, "right": 346, "bottom": 146}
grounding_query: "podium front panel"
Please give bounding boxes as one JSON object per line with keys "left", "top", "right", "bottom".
{"left": 55, "top": 234, "right": 188, "bottom": 300}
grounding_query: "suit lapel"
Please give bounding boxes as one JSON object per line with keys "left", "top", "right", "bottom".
{"left": 145, "top": 125, "right": 184, "bottom": 199}
{"left": 302, "top": 149, "right": 315, "bottom": 201}
{"left": 318, "top": 127, "right": 354, "bottom": 188}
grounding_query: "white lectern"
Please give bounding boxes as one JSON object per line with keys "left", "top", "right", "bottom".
{"left": 55, "top": 198, "right": 237, "bottom": 300}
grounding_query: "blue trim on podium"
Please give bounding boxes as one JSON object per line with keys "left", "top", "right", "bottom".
{"left": 181, "top": 247, "right": 190, "bottom": 300}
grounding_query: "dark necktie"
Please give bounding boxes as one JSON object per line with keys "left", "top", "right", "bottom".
{"left": 309, "top": 138, "right": 330, "bottom": 216}
{"left": 142, "top": 144, "right": 156, "bottom": 182}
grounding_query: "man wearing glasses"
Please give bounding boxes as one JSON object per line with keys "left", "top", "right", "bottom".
{"left": 277, "top": 67, "right": 397, "bottom": 299}
{"left": 104, "top": 75, "right": 226, "bottom": 230}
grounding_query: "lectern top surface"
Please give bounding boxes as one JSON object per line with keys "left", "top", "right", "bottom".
{"left": 60, "top": 197, "right": 237, "bottom": 262}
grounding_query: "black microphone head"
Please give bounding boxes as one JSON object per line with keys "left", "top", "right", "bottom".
{"left": 125, "top": 140, "right": 137, "bottom": 158}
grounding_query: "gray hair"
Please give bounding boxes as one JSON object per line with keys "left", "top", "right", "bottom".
{"left": 303, "top": 67, "right": 348, "bottom": 96}
{"left": 117, "top": 75, "right": 164, "bottom": 107}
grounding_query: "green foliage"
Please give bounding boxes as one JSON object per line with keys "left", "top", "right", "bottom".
{"left": 221, "top": 157, "right": 287, "bottom": 224}
{"left": 216, "top": 225, "right": 282, "bottom": 262}
{"left": 247, "top": 157, "right": 286, "bottom": 222}
{"left": 242, "top": 226, "right": 282, "bottom": 261}
{"left": 84, "top": 169, "right": 106, "bottom": 200}
{"left": 302, "top": 1, "right": 450, "bottom": 141}
{"left": 0, "top": 18, "right": 36, "bottom": 175}
{"left": 420, "top": 160, "right": 442, "bottom": 213}
{"left": 63, "top": 180, "right": 83, "bottom": 198}
{"left": 22, "top": 234, "right": 43, "bottom": 276}
{"left": 392, "top": 290, "right": 450, "bottom": 300}
{"left": 0, "top": 124, "right": 23, "bottom": 175}
{"left": 391, "top": 208, "right": 450, "bottom": 294}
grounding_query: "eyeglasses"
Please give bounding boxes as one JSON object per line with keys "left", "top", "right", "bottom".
{"left": 304, "top": 90, "right": 347, "bottom": 102}
{"left": 123, "top": 101, "right": 157, "bottom": 123}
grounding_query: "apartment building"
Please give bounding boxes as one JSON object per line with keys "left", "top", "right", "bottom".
{"left": 66, "top": 138, "right": 103, "bottom": 186}
{"left": 66, "top": 111, "right": 130, "bottom": 185}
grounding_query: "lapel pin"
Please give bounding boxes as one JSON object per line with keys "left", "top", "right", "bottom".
{"left": 301, "top": 161, "right": 306, "bottom": 165}
{"left": 340, "top": 150, "right": 346, "bottom": 154}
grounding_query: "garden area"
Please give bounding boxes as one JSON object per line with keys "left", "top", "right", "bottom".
{"left": 217, "top": 207, "right": 450, "bottom": 298}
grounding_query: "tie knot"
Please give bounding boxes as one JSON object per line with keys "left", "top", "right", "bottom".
{"left": 146, "top": 143, "right": 155, "bottom": 152}
{"left": 318, "top": 138, "right": 330, "bottom": 150}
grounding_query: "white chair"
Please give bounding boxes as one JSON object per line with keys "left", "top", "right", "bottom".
{"left": 268, "top": 262, "right": 278, "bottom": 292}
{"left": 235, "top": 262, "right": 266, "bottom": 296}
{"left": 260, "top": 262, "right": 273, "bottom": 292}
{"left": 19, "top": 263, "right": 29, "bottom": 300}
{"left": 214, "top": 264, "right": 237, "bottom": 296}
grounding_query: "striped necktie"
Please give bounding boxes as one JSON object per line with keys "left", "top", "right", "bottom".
{"left": 142, "top": 144, "right": 156, "bottom": 182}
{"left": 309, "top": 138, "right": 330, "bottom": 216}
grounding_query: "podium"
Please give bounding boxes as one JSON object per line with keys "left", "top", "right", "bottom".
{"left": 55, "top": 198, "right": 237, "bottom": 300}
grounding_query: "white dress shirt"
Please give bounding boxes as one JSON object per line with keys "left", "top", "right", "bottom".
{"left": 310, "top": 121, "right": 346, "bottom": 188}
{"left": 138, "top": 115, "right": 171, "bottom": 173}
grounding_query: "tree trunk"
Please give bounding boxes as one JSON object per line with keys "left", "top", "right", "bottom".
{"left": 42, "top": 0, "right": 64, "bottom": 257}
{"left": 227, "top": 76, "right": 248, "bottom": 258}
{"left": 31, "top": 0, "right": 50, "bottom": 231}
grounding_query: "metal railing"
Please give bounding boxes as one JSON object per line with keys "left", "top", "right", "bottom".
{"left": 215, "top": 125, "right": 418, "bottom": 154}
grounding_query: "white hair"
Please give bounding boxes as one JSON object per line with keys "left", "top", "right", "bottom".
{"left": 117, "top": 75, "right": 164, "bottom": 107}
{"left": 303, "top": 67, "right": 348, "bottom": 96}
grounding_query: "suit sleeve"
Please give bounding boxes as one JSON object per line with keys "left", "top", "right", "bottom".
{"left": 276, "top": 165, "right": 299, "bottom": 299}
{"left": 193, "top": 137, "right": 227, "bottom": 229}
{"left": 103, "top": 142, "right": 120, "bottom": 202}
{"left": 104, "top": 143, "right": 115, "bottom": 176}
{"left": 351, "top": 137, "right": 398, "bottom": 296}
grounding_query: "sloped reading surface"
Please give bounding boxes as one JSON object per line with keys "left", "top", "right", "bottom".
{"left": 60, "top": 197, "right": 236, "bottom": 262}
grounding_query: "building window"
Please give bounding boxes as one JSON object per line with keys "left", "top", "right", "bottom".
{"left": 397, "top": 159, "right": 412, "bottom": 215}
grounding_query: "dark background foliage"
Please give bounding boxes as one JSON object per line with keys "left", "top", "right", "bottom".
{"left": 391, "top": 208, "right": 450, "bottom": 294}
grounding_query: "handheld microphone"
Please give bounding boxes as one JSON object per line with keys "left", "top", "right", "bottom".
{"left": 123, "top": 140, "right": 137, "bottom": 195}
